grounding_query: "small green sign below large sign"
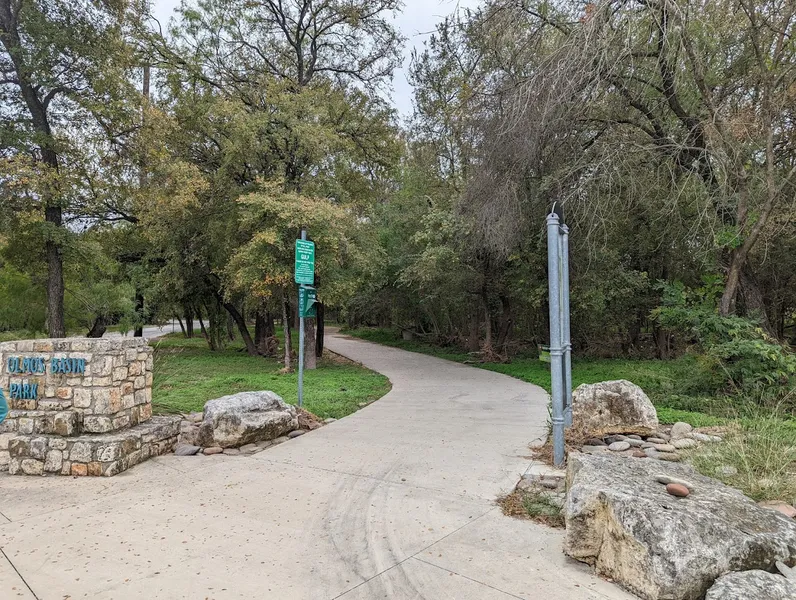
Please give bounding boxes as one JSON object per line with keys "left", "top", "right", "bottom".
{"left": 298, "top": 286, "right": 317, "bottom": 318}
{"left": 294, "top": 239, "right": 315, "bottom": 285}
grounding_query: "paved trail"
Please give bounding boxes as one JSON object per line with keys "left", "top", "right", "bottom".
{"left": 0, "top": 333, "right": 633, "bottom": 600}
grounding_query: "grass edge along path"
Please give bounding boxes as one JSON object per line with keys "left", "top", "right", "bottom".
{"left": 343, "top": 327, "right": 720, "bottom": 426}
{"left": 151, "top": 334, "right": 390, "bottom": 420}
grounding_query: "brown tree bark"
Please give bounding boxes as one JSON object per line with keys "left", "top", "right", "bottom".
{"left": 221, "top": 301, "right": 257, "bottom": 356}
{"left": 0, "top": 4, "right": 65, "bottom": 337}
{"left": 304, "top": 317, "right": 317, "bottom": 369}
{"left": 86, "top": 316, "right": 107, "bottom": 338}
{"left": 315, "top": 302, "right": 324, "bottom": 357}
{"left": 282, "top": 290, "right": 292, "bottom": 370}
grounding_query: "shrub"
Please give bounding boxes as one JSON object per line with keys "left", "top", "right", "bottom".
{"left": 652, "top": 279, "right": 796, "bottom": 400}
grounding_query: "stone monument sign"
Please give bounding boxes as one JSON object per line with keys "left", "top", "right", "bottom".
{"left": 0, "top": 337, "right": 179, "bottom": 476}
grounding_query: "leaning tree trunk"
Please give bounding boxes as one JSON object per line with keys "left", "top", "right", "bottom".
{"left": 86, "top": 316, "right": 107, "bottom": 338}
{"left": 176, "top": 316, "right": 186, "bottom": 336}
{"left": 221, "top": 300, "right": 257, "bottom": 356}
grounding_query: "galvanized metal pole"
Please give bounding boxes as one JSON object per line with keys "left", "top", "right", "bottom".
{"left": 560, "top": 224, "right": 573, "bottom": 427}
{"left": 547, "top": 213, "right": 565, "bottom": 466}
{"left": 298, "top": 229, "right": 306, "bottom": 408}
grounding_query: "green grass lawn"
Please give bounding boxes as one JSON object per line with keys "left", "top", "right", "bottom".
{"left": 152, "top": 334, "right": 390, "bottom": 418}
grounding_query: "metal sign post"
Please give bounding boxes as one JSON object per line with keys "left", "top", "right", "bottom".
{"left": 295, "top": 231, "right": 315, "bottom": 408}
{"left": 547, "top": 204, "right": 572, "bottom": 466}
{"left": 547, "top": 212, "right": 566, "bottom": 466}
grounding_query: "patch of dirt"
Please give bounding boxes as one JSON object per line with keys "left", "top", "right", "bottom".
{"left": 322, "top": 349, "right": 361, "bottom": 366}
{"left": 297, "top": 407, "right": 324, "bottom": 430}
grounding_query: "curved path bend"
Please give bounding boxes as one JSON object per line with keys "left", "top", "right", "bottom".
{"left": 0, "top": 333, "right": 633, "bottom": 600}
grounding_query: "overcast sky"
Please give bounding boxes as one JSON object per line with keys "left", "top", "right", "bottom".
{"left": 151, "top": 0, "right": 480, "bottom": 118}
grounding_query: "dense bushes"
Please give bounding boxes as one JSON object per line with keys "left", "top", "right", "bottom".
{"left": 653, "top": 280, "right": 796, "bottom": 401}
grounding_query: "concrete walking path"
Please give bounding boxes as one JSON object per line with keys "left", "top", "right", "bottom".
{"left": 0, "top": 332, "right": 633, "bottom": 600}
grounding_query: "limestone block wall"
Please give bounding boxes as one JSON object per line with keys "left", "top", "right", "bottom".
{"left": 0, "top": 337, "right": 153, "bottom": 433}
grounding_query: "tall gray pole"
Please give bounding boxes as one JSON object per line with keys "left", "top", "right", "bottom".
{"left": 546, "top": 213, "right": 565, "bottom": 466}
{"left": 298, "top": 229, "right": 306, "bottom": 408}
{"left": 560, "top": 224, "right": 573, "bottom": 427}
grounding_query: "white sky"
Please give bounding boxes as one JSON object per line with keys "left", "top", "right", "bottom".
{"left": 150, "top": 0, "right": 481, "bottom": 117}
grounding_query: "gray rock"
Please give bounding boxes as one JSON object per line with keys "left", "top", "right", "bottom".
{"left": 203, "top": 446, "right": 223, "bottom": 455}
{"left": 670, "top": 422, "right": 693, "bottom": 440}
{"left": 564, "top": 453, "right": 796, "bottom": 600}
{"left": 584, "top": 438, "right": 608, "bottom": 447}
{"left": 571, "top": 380, "right": 658, "bottom": 437}
{"left": 627, "top": 434, "right": 642, "bottom": 440}
{"left": 581, "top": 445, "right": 610, "bottom": 453}
{"left": 777, "top": 560, "right": 796, "bottom": 582}
{"left": 653, "top": 443, "right": 677, "bottom": 453}
{"left": 174, "top": 444, "right": 201, "bottom": 456}
{"left": 222, "top": 448, "right": 240, "bottom": 456}
{"left": 287, "top": 429, "right": 305, "bottom": 439}
{"left": 272, "top": 436, "right": 289, "bottom": 445}
{"left": 255, "top": 440, "right": 273, "bottom": 449}
{"left": 716, "top": 465, "right": 738, "bottom": 477}
{"left": 647, "top": 437, "right": 667, "bottom": 444}
{"left": 323, "top": 417, "right": 337, "bottom": 424}
{"left": 239, "top": 443, "right": 258, "bottom": 454}
{"left": 690, "top": 432, "right": 713, "bottom": 443}
{"left": 626, "top": 438, "right": 645, "bottom": 447}
{"left": 655, "top": 475, "right": 694, "bottom": 490}
{"left": 608, "top": 441, "right": 631, "bottom": 452}
{"left": 657, "top": 452, "right": 683, "bottom": 462}
{"left": 605, "top": 435, "right": 627, "bottom": 444}
{"left": 196, "top": 391, "right": 298, "bottom": 448}
{"left": 672, "top": 438, "right": 698, "bottom": 450}
{"left": 705, "top": 570, "right": 796, "bottom": 600}
{"left": 178, "top": 425, "right": 200, "bottom": 447}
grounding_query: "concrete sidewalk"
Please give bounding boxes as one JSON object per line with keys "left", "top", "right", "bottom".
{"left": 0, "top": 333, "right": 633, "bottom": 600}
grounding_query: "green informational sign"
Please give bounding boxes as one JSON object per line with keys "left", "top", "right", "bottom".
{"left": 299, "top": 286, "right": 317, "bottom": 318}
{"left": 294, "top": 239, "right": 315, "bottom": 284}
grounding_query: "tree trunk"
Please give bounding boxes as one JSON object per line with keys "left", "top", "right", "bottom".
{"left": 184, "top": 305, "right": 194, "bottom": 338}
{"left": 468, "top": 306, "right": 480, "bottom": 353}
{"left": 315, "top": 302, "right": 324, "bottom": 358}
{"left": 221, "top": 300, "right": 257, "bottom": 355}
{"left": 86, "top": 316, "right": 107, "bottom": 338}
{"left": 255, "top": 309, "right": 266, "bottom": 348}
{"left": 134, "top": 292, "right": 144, "bottom": 337}
{"left": 176, "top": 316, "right": 186, "bottom": 336}
{"left": 282, "top": 291, "right": 292, "bottom": 370}
{"left": 198, "top": 312, "right": 212, "bottom": 347}
{"left": 226, "top": 312, "right": 236, "bottom": 341}
{"left": 495, "top": 294, "right": 513, "bottom": 354}
{"left": 45, "top": 205, "right": 65, "bottom": 338}
{"left": 304, "top": 317, "right": 317, "bottom": 370}
{"left": 739, "top": 267, "right": 775, "bottom": 337}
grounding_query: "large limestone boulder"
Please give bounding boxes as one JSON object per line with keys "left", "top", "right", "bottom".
{"left": 564, "top": 453, "right": 796, "bottom": 600}
{"left": 571, "top": 379, "right": 658, "bottom": 436}
{"left": 197, "top": 391, "right": 298, "bottom": 448}
{"left": 705, "top": 570, "right": 796, "bottom": 600}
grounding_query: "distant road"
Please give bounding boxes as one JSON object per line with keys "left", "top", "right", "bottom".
{"left": 103, "top": 319, "right": 188, "bottom": 340}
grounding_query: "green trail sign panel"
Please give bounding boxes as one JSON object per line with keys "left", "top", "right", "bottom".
{"left": 294, "top": 239, "right": 315, "bottom": 284}
{"left": 299, "top": 286, "right": 317, "bottom": 318}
